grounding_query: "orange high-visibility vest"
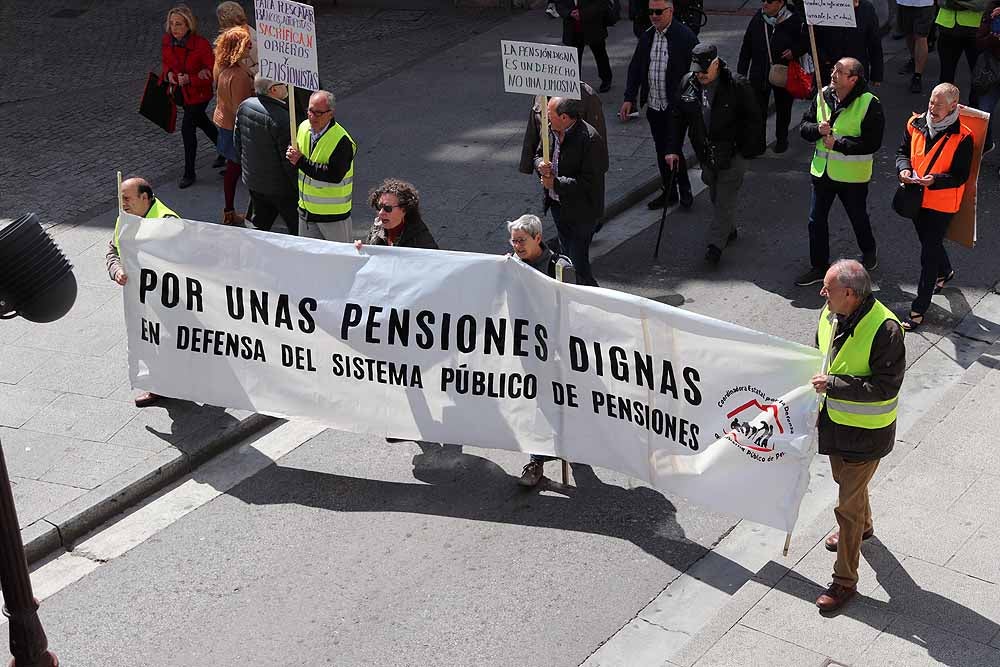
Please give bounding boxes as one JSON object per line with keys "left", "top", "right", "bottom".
{"left": 906, "top": 115, "right": 974, "bottom": 214}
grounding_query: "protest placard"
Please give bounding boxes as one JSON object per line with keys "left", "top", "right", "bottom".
{"left": 254, "top": 0, "right": 320, "bottom": 141}
{"left": 118, "top": 215, "right": 824, "bottom": 533}
{"left": 802, "top": 0, "right": 857, "bottom": 27}
{"left": 501, "top": 40, "right": 581, "bottom": 162}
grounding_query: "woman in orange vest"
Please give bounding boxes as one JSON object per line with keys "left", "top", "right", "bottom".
{"left": 895, "top": 83, "right": 975, "bottom": 331}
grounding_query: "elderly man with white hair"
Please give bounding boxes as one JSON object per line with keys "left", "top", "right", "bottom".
{"left": 234, "top": 75, "right": 298, "bottom": 234}
{"left": 506, "top": 214, "right": 575, "bottom": 487}
{"left": 894, "top": 82, "right": 974, "bottom": 331}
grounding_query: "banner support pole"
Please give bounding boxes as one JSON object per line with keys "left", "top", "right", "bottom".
{"left": 782, "top": 532, "right": 792, "bottom": 556}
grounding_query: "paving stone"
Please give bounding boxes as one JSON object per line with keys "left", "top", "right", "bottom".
{"left": 18, "top": 352, "right": 128, "bottom": 398}
{"left": 788, "top": 536, "right": 903, "bottom": 597}
{"left": 852, "top": 615, "right": 1000, "bottom": 667}
{"left": 0, "top": 344, "right": 55, "bottom": 384}
{"left": 945, "top": 527, "right": 1000, "bottom": 586}
{"left": 109, "top": 400, "right": 240, "bottom": 453}
{"left": 740, "top": 576, "right": 894, "bottom": 665}
{"left": 868, "top": 453, "right": 980, "bottom": 512}
{"left": 21, "top": 393, "right": 140, "bottom": 443}
{"left": 9, "top": 475, "right": 87, "bottom": 530}
{"left": 947, "top": 472, "right": 1000, "bottom": 521}
{"left": 866, "top": 502, "right": 980, "bottom": 566}
{"left": 866, "top": 556, "right": 1000, "bottom": 645}
{"left": 690, "top": 624, "right": 830, "bottom": 667}
{"left": 921, "top": 384, "right": 1000, "bottom": 475}
{"left": 581, "top": 617, "right": 689, "bottom": 666}
{"left": 0, "top": 383, "right": 60, "bottom": 428}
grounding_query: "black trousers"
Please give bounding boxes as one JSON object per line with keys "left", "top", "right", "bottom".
{"left": 646, "top": 106, "right": 692, "bottom": 197}
{"left": 576, "top": 41, "right": 613, "bottom": 85}
{"left": 249, "top": 190, "right": 299, "bottom": 235}
{"left": 937, "top": 25, "right": 979, "bottom": 104}
{"left": 754, "top": 83, "right": 794, "bottom": 148}
{"left": 181, "top": 102, "right": 218, "bottom": 177}
{"left": 910, "top": 207, "right": 954, "bottom": 314}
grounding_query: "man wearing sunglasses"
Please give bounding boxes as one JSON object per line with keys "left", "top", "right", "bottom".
{"left": 621, "top": 0, "right": 699, "bottom": 211}
{"left": 286, "top": 89, "right": 356, "bottom": 243}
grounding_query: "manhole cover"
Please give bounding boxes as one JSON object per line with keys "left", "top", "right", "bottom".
{"left": 50, "top": 8, "right": 89, "bottom": 18}
{"left": 377, "top": 10, "right": 427, "bottom": 21}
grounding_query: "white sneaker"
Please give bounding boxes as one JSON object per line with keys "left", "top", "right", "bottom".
{"left": 545, "top": 3, "right": 559, "bottom": 18}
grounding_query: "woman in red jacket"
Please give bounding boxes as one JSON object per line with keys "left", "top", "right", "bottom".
{"left": 162, "top": 5, "right": 221, "bottom": 189}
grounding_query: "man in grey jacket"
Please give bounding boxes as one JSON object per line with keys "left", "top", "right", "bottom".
{"left": 234, "top": 75, "right": 299, "bottom": 234}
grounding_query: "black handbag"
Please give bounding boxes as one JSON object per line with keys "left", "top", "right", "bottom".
{"left": 139, "top": 72, "right": 177, "bottom": 133}
{"left": 891, "top": 131, "right": 949, "bottom": 220}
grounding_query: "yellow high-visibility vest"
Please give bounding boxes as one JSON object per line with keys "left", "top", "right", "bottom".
{"left": 296, "top": 121, "right": 355, "bottom": 217}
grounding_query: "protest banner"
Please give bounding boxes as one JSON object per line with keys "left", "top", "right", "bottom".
{"left": 801, "top": 0, "right": 857, "bottom": 120}
{"left": 254, "top": 0, "right": 320, "bottom": 143}
{"left": 118, "top": 216, "right": 824, "bottom": 533}
{"left": 501, "top": 40, "right": 581, "bottom": 163}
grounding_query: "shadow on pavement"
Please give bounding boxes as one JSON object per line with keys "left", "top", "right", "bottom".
{"left": 772, "top": 538, "right": 999, "bottom": 666}
{"left": 227, "top": 450, "right": 756, "bottom": 596}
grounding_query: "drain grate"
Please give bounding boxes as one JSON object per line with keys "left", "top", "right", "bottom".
{"left": 50, "top": 8, "right": 88, "bottom": 18}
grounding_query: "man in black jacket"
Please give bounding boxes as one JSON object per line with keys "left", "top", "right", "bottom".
{"left": 234, "top": 75, "right": 298, "bottom": 234}
{"left": 620, "top": 0, "right": 699, "bottom": 210}
{"left": 811, "top": 259, "right": 905, "bottom": 612}
{"left": 795, "top": 58, "right": 884, "bottom": 287}
{"left": 535, "top": 97, "right": 604, "bottom": 286}
{"left": 557, "top": 0, "right": 613, "bottom": 92}
{"left": 665, "top": 44, "right": 763, "bottom": 264}
{"left": 813, "top": 0, "right": 885, "bottom": 87}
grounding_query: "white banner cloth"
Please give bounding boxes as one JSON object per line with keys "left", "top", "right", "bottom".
{"left": 120, "top": 217, "right": 824, "bottom": 531}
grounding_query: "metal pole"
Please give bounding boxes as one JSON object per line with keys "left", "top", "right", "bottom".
{"left": 0, "top": 437, "right": 58, "bottom": 667}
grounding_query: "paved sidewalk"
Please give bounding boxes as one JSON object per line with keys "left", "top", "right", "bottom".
{"left": 656, "top": 340, "right": 1000, "bottom": 667}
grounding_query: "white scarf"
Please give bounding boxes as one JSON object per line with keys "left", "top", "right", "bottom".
{"left": 926, "top": 107, "right": 960, "bottom": 138}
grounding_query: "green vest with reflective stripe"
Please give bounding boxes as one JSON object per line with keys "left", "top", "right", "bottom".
{"left": 296, "top": 120, "right": 355, "bottom": 217}
{"left": 810, "top": 91, "right": 876, "bottom": 183}
{"left": 113, "top": 198, "right": 179, "bottom": 251}
{"left": 817, "top": 301, "right": 901, "bottom": 430}
{"left": 934, "top": 7, "right": 981, "bottom": 28}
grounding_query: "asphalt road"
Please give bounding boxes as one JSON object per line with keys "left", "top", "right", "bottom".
{"left": 18, "top": 16, "right": 1000, "bottom": 667}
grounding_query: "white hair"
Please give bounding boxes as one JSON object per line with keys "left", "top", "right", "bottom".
{"left": 506, "top": 214, "right": 543, "bottom": 238}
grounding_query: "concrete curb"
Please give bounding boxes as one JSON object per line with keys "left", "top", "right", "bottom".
{"left": 23, "top": 413, "right": 278, "bottom": 565}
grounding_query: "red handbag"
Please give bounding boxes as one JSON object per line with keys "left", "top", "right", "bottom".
{"left": 786, "top": 60, "right": 814, "bottom": 100}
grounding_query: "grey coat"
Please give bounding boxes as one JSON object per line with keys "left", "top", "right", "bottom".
{"left": 233, "top": 94, "right": 298, "bottom": 199}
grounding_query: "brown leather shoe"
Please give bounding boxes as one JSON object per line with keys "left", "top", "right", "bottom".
{"left": 824, "top": 527, "right": 875, "bottom": 552}
{"left": 816, "top": 583, "right": 857, "bottom": 612}
{"left": 134, "top": 391, "right": 160, "bottom": 407}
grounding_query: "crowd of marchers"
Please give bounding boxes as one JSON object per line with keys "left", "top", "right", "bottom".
{"left": 108, "top": 2, "right": 994, "bottom": 582}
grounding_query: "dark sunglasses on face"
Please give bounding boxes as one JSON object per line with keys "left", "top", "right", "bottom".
{"left": 376, "top": 204, "right": 397, "bottom": 212}
{"left": 649, "top": 7, "right": 671, "bottom": 15}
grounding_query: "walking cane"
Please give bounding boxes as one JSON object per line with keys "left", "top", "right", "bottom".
{"left": 653, "top": 168, "right": 678, "bottom": 259}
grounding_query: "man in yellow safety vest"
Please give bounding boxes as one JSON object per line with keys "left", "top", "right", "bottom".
{"left": 811, "top": 259, "right": 905, "bottom": 612}
{"left": 795, "top": 58, "right": 885, "bottom": 288}
{"left": 286, "top": 89, "right": 356, "bottom": 243}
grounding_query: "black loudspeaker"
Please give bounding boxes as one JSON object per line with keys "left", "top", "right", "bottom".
{"left": 0, "top": 213, "right": 77, "bottom": 323}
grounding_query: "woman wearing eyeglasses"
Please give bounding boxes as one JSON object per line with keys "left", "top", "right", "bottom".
{"left": 356, "top": 179, "right": 438, "bottom": 250}
{"left": 737, "top": 0, "right": 806, "bottom": 154}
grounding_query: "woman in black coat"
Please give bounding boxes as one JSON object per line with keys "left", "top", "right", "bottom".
{"left": 737, "top": 0, "right": 806, "bottom": 154}
{"left": 358, "top": 179, "right": 438, "bottom": 250}
{"left": 557, "top": 0, "right": 613, "bottom": 92}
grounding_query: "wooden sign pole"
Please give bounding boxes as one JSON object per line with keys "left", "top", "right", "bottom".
{"left": 540, "top": 94, "right": 551, "bottom": 164}
{"left": 116, "top": 171, "right": 123, "bottom": 215}
{"left": 289, "top": 85, "right": 298, "bottom": 146}
{"left": 807, "top": 24, "right": 827, "bottom": 122}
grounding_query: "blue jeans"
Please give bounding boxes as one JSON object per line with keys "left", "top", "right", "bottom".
{"left": 808, "top": 178, "right": 877, "bottom": 269}
{"left": 550, "top": 202, "right": 598, "bottom": 287}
